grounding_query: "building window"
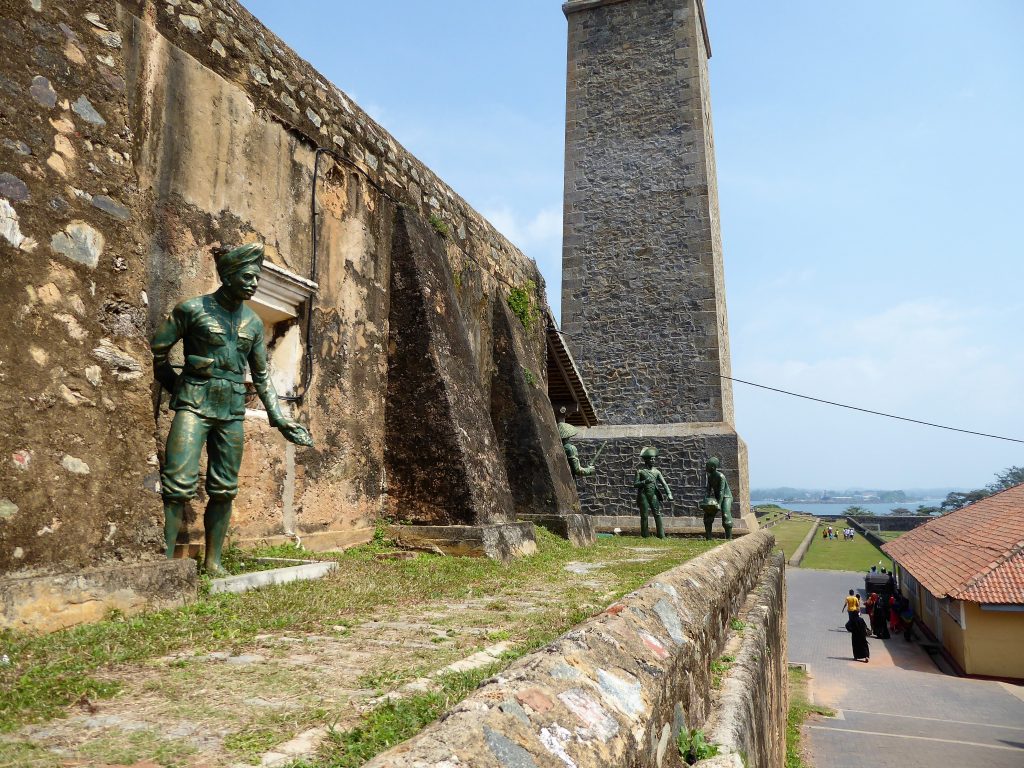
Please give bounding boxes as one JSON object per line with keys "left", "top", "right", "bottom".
{"left": 943, "top": 598, "right": 964, "bottom": 627}
{"left": 244, "top": 261, "right": 317, "bottom": 404}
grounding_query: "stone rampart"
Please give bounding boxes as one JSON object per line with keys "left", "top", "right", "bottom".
{"left": 847, "top": 515, "right": 930, "bottom": 532}
{"left": 364, "top": 531, "right": 786, "bottom": 768}
{"left": 0, "top": 0, "right": 576, "bottom": 627}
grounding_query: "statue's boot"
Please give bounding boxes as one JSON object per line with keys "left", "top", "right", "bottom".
{"left": 724, "top": 525, "right": 733, "bottom": 540}
{"left": 654, "top": 513, "right": 665, "bottom": 539}
{"left": 204, "top": 498, "right": 233, "bottom": 577}
{"left": 703, "top": 514, "right": 714, "bottom": 541}
{"left": 639, "top": 511, "right": 650, "bottom": 538}
{"left": 163, "top": 501, "right": 185, "bottom": 558}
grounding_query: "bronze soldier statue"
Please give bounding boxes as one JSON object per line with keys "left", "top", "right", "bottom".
{"left": 558, "top": 422, "right": 595, "bottom": 478}
{"left": 151, "top": 243, "right": 313, "bottom": 575}
{"left": 701, "top": 456, "right": 733, "bottom": 540}
{"left": 634, "top": 446, "right": 672, "bottom": 539}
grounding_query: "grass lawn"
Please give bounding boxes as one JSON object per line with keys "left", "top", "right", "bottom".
{"left": 800, "top": 520, "right": 893, "bottom": 572}
{"left": 0, "top": 530, "right": 715, "bottom": 766}
{"left": 786, "top": 667, "right": 835, "bottom": 768}
{"left": 768, "top": 520, "right": 815, "bottom": 560}
{"left": 877, "top": 531, "right": 905, "bottom": 541}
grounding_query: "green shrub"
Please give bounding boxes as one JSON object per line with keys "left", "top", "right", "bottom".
{"left": 507, "top": 280, "right": 539, "bottom": 330}
{"left": 428, "top": 213, "right": 450, "bottom": 239}
{"left": 677, "top": 728, "right": 719, "bottom": 764}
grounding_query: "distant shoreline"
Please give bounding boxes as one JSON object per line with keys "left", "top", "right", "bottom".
{"left": 753, "top": 500, "right": 928, "bottom": 505}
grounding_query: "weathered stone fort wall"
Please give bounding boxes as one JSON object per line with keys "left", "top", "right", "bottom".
{"left": 0, "top": 0, "right": 574, "bottom": 626}
{"left": 364, "top": 532, "right": 786, "bottom": 768}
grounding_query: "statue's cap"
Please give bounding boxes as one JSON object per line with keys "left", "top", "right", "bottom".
{"left": 557, "top": 422, "right": 578, "bottom": 440}
{"left": 640, "top": 446, "right": 658, "bottom": 458}
{"left": 214, "top": 243, "right": 264, "bottom": 277}
{"left": 706, "top": 456, "right": 720, "bottom": 468}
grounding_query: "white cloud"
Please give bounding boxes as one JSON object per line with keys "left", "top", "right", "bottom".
{"left": 733, "top": 298, "right": 1024, "bottom": 488}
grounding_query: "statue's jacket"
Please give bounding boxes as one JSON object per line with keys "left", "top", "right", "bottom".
{"left": 151, "top": 294, "right": 286, "bottom": 425}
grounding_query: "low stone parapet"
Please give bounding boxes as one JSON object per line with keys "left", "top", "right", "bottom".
{"left": 0, "top": 559, "right": 197, "bottom": 633}
{"left": 365, "top": 530, "right": 784, "bottom": 768}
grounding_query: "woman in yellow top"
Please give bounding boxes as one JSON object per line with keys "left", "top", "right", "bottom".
{"left": 843, "top": 589, "right": 861, "bottom": 631}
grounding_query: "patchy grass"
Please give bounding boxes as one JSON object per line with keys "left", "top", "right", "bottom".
{"left": 768, "top": 520, "right": 816, "bottom": 560}
{"left": 877, "top": 531, "right": 905, "bottom": 542}
{"left": 800, "top": 520, "right": 893, "bottom": 572}
{"left": 787, "top": 667, "right": 835, "bottom": 768}
{"left": 0, "top": 530, "right": 715, "bottom": 743}
{"left": 77, "top": 727, "right": 198, "bottom": 767}
{"left": 319, "top": 663, "right": 504, "bottom": 768}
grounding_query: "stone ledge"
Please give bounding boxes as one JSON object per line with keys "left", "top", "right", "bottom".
{"left": 593, "top": 515, "right": 752, "bottom": 537}
{"left": 364, "top": 531, "right": 779, "bottom": 768}
{"left": 563, "top": 0, "right": 635, "bottom": 17}
{"left": 788, "top": 521, "right": 819, "bottom": 566}
{"left": 0, "top": 559, "right": 197, "bottom": 633}
{"left": 517, "top": 514, "right": 596, "bottom": 547}
{"left": 209, "top": 561, "right": 337, "bottom": 595}
{"left": 388, "top": 523, "right": 538, "bottom": 563}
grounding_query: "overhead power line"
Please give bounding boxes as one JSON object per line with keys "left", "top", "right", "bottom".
{"left": 550, "top": 327, "right": 1021, "bottom": 444}
{"left": 711, "top": 373, "right": 1024, "bottom": 444}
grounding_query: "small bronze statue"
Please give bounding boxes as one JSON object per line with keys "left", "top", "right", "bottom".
{"left": 701, "top": 456, "right": 733, "bottom": 540}
{"left": 558, "top": 422, "right": 595, "bottom": 478}
{"left": 634, "top": 446, "right": 672, "bottom": 539}
{"left": 151, "top": 243, "right": 313, "bottom": 575}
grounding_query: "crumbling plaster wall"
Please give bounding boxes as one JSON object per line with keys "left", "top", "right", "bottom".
{"left": 1, "top": 0, "right": 554, "bottom": 578}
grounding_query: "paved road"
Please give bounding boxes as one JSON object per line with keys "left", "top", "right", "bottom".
{"left": 787, "top": 568, "right": 1024, "bottom": 768}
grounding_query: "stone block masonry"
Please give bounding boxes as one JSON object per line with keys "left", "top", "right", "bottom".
{"left": 0, "top": 0, "right": 579, "bottom": 628}
{"left": 561, "top": 0, "right": 752, "bottom": 528}
{"left": 364, "top": 531, "right": 786, "bottom": 768}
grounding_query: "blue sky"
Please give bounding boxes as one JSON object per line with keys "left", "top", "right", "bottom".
{"left": 242, "top": 1, "right": 1024, "bottom": 491}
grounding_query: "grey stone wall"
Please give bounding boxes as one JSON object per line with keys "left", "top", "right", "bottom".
{"left": 562, "top": 0, "right": 734, "bottom": 426}
{"left": 571, "top": 427, "right": 748, "bottom": 520}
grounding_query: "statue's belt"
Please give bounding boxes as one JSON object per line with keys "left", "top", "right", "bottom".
{"left": 184, "top": 356, "right": 245, "bottom": 384}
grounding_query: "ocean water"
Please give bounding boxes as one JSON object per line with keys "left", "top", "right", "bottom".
{"left": 757, "top": 500, "right": 944, "bottom": 517}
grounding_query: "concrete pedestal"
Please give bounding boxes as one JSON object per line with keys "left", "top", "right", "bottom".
{"left": 388, "top": 522, "right": 537, "bottom": 562}
{"left": 517, "top": 513, "right": 596, "bottom": 546}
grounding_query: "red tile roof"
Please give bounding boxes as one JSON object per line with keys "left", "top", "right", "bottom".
{"left": 882, "top": 484, "right": 1024, "bottom": 604}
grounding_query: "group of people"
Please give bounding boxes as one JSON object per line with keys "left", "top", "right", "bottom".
{"left": 842, "top": 583, "right": 917, "bottom": 662}
{"left": 822, "top": 525, "right": 855, "bottom": 540}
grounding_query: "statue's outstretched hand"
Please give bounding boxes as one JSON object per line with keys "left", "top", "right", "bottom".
{"left": 278, "top": 420, "right": 314, "bottom": 447}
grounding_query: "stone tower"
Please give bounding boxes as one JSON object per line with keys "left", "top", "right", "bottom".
{"left": 561, "top": 0, "right": 753, "bottom": 530}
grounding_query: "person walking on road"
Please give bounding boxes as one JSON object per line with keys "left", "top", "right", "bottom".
{"left": 851, "top": 613, "right": 871, "bottom": 662}
{"left": 843, "top": 589, "right": 861, "bottom": 632}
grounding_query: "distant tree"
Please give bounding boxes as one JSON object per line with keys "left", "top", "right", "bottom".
{"left": 915, "top": 505, "right": 940, "bottom": 516}
{"left": 844, "top": 505, "right": 870, "bottom": 516}
{"left": 940, "top": 489, "right": 990, "bottom": 512}
{"left": 890, "top": 507, "right": 912, "bottom": 515}
{"left": 989, "top": 466, "right": 1024, "bottom": 493}
{"left": 939, "top": 466, "right": 1024, "bottom": 514}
